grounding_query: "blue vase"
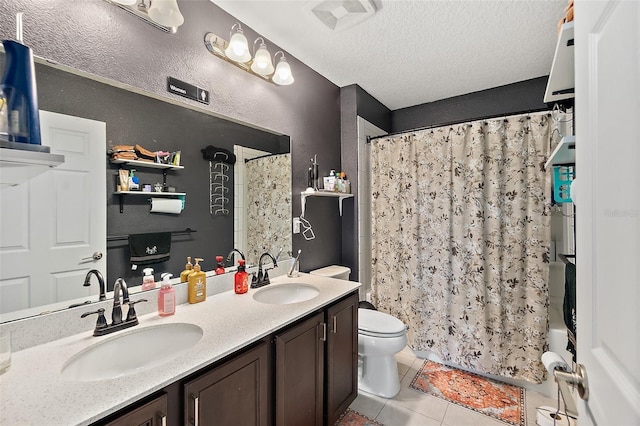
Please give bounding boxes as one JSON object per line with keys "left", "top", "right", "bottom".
{"left": 1, "top": 39, "right": 41, "bottom": 145}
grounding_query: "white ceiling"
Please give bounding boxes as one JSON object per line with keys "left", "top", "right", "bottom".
{"left": 211, "top": 0, "right": 567, "bottom": 110}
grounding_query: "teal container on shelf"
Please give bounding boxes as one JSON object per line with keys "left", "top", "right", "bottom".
{"left": 552, "top": 165, "right": 574, "bottom": 204}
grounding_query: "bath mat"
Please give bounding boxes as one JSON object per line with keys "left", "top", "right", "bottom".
{"left": 410, "top": 360, "right": 525, "bottom": 426}
{"left": 335, "top": 409, "right": 383, "bottom": 426}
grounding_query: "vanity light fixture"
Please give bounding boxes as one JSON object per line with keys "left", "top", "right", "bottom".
{"left": 204, "top": 24, "right": 294, "bottom": 86}
{"left": 105, "top": 0, "right": 184, "bottom": 34}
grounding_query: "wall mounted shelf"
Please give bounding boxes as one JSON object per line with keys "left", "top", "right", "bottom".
{"left": 0, "top": 143, "right": 65, "bottom": 187}
{"left": 545, "top": 135, "right": 576, "bottom": 170}
{"left": 110, "top": 158, "right": 184, "bottom": 213}
{"left": 110, "top": 158, "right": 183, "bottom": 170}
{"left": 301, "top": 190, "right": 354, "bottom": 216}
{"left": 544, "top": 22, "right": 575, "bottom": 103}
{"left": 114, "top": 191, "right": 186, "bottom": 196}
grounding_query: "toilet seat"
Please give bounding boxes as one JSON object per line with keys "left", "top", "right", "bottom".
{"left": 358, "top": 309, "right": 406, "bottom": 338}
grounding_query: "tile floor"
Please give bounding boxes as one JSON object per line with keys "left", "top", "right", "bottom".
{"left": 348, "top": 346, "right": 558, "bottom": 426}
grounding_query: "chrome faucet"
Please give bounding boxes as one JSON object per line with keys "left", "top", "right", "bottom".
{"left": 83, "top": 269, "right": 106, "bottom": 301}
{"left": 81, "top": 278, "right": 147, "bottom": 337}
{"left": 225, "top": 248, "right": 245, "bottom": 266}
{"left": 111, "top": 278, "right": 130, "bottom": 325}
{"left": 251, "top": 252, "right": 279, "bottom": 288}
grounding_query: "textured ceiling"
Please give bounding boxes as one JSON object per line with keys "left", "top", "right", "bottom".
{"left": 211, "top": 0, "right": 566, "bottom": 110}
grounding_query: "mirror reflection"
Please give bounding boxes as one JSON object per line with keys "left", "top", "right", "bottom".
{"left": 0, "top": 53, "right": 292, "bottom": 323}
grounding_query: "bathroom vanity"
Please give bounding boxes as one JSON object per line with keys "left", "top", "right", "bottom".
{"left": 0, "top": 273, "right": 359, "bottom": 426}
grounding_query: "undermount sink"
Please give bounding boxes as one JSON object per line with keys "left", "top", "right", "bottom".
{"left": 61, "top": 322, "right": 203, "bottom": 382}
{"left": 253, "top": 283, "right": 320, "bottom": 304}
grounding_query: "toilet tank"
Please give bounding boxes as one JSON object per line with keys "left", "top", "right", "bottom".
{"left": 309, "top": 265, "right": 351, "bottom": 281}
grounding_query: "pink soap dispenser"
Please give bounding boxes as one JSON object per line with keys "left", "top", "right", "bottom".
{"left": 158, "top": 272, "right": 175, "bottom": 316}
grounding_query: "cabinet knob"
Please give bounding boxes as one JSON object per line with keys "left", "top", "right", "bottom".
{"left": 320, "top": 322, "right": 327, "bottom": 341}
{"left": 332, "top": 316, "right": 337, "bottom": 334}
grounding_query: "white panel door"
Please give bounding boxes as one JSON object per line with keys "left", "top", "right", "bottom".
{"left": 0, "top": 111, "right": 106, "bottom": 316}
{"left": 574, "top": 0, "right": 640, "bottom": 424}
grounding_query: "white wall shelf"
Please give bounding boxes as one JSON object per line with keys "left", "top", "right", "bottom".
{"left": 114, "top": 191, "right": 186, "bottom": 196}
{"left": 111, "top": 157, "right": 184, "bottom": 213}
{"left": 301, "top": 190, "right": 354, "bottom": 217}
{"left": 110, "top": 158, "right": 183, "bottom": 170}
{"left": 545, "top": 135, "right": 576, "bottom": 170}
{"left": 0, "top": 146, "right": 65, "bottom": 187}
{"left": 544, "top": 22, "right": 575, "bottom": 103}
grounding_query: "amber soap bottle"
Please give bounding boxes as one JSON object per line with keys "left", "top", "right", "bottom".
{"left": 188, "top": 258, "right": 206, "bottom": 304}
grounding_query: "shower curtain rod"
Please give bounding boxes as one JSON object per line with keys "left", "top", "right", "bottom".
{"left": 245, "top": 152, "right": 288, "bottom": 163}
{"left": 366, "top": 107, "right": 551, "bottom": 143}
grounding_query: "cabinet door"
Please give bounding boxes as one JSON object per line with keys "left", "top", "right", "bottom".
{"left": 103, "top": 393, "right": 168, "bottom": 426}
{"left": 275, "top": 312, "right": 324, "bottom": 426}
{"left": 184, "top": 341, "right": 270, "bottom": 426}
{"left": 326, "top": 292, "right": 359, "bottom": 425}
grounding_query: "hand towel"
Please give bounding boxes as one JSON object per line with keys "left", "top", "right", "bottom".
{"left": 563, "top": 262, "right": 577, "bottom": 361}
{"left": 128, "top": 232, "right": 171, "bottom": 266}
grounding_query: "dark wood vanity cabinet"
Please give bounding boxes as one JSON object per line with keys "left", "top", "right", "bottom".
{"left": 274, "top": 291, "right": 358, "bottom": 426}
{"left": 325, "top": 293, "right": 359, "bottom": 425}
{"left": 275, "top": 312, "right": 325, "bottom": 426}
{"left": 184, "top": 340, "right": 271, "bottom": 426}
{"left": 94, "top": 291, "right": 358, "bottom": 426}
{"left": 103, "top": 393, "right": 168, "bottom": 426}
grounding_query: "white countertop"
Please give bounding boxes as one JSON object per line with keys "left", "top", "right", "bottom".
{"left": 0, "top": 273, "right": 360, "bottom": 425}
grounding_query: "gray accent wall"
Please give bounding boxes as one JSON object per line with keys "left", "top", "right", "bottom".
{"left": 340, "top": 85, "right": 391, "bottom": 282}
{"left": 0, "top": 0, "right": 343, "bottom": 275}
{"left": 391, "top": 76, "right": 550, "bottom": 132}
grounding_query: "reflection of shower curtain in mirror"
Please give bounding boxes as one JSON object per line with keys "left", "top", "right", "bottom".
{"left": 370, "top": 112, "right": 552, "bottom": 384}
{"left": 245, "top": 153, "right": 292, "bottom": 266}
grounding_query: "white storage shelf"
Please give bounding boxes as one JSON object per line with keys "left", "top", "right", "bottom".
{"left": 544, "top": 22, "right": 575, "bottom": 103}
{"left": 111, "top": 158, "right": 183, "bottom": 170}
{"left": 111, "top": 158, "right": 184, "bottom": 213}
{"left": 114, "top": 191, "right": 186, "bottom": 196}
{"left": 0, "top": 147, "right": 65, "bottom": 187}
{"left": 301, "top": 190, "right": 354, "bottom": 216}
{"left": 545, "top": 136, "right": 576, "bottom": 170}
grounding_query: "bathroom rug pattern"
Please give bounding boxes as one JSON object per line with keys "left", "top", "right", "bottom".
{"left": 335, "top": 409, "right": 383, "bottom": 426}
{"left": 410, "top": 360, "right": 525, "bottom": 426}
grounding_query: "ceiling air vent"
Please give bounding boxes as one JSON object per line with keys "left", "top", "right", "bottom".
{"left": 303, "top": 0, "right": 377, "bottom": 31}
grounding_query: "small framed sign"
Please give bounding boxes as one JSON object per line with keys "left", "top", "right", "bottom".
{"left": 167, "top": 77, "right": 210, "bottom": 104}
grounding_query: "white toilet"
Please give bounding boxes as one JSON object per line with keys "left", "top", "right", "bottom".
{"left": 309, "top": 265, "right": 407, "bottom": 399}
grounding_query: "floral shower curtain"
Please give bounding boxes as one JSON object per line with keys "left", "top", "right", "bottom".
{"left": 245, "top": 153, "right": 292, "bottom": 266}
{"left": 370, "top": 112, "right": 551, "bottom": 383}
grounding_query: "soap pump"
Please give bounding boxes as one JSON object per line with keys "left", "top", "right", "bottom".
{"left": 158, "top": 273, "right": 175, "bottom": 316}
{"left": 180, "top": 256, "right": 193, "bottom": 282}
{"left": 142, "top": 268, "right": 155, "bottom": 291}
{"left": 1, "top": 13, "right": 41, "bottom": 145}
{"left": 215, "top": 255, "right": 225, "bottom": 275}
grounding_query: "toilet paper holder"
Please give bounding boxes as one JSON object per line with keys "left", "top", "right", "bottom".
{"left": 553, "top": 363, "right": 589, "bottom": 418}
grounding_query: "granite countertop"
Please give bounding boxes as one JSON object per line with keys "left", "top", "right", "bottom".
{"left": 0, "top": 273, "right": 360, "bottom": 425}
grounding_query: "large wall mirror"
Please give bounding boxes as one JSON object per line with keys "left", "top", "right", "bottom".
{"left": 0, "top": 53, "right": 292, "bottom": 322}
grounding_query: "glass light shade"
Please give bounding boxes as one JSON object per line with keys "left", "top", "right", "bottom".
{"left": 111, "top": 0, "right": 138, "bottom": 5}
{"left": 272, "top": 57, "right": 294, "bottom": 85}
{"left": 225, "top": 30, "right": 251, "bottom": 63}
{"left": 251, "top": 45, "right": 275, "bottom": 76}
{"left": 148, "top": 0, "right": 184, "bottom": 28}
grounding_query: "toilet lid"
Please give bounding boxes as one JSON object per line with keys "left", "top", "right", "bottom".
{"left": 358, "top": 308, "right": 405, "bottom": 335}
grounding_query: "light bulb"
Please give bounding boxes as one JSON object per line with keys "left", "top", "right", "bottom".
{"left": 147, "top": 0, "right": 184, "bottom": 27}
{"left": 272, "top": 55, "right": 294, "bottom": 85}
{"left": 250, "top": 43, "right": 274, "bottom": 76}
{"left": 225, "top": 25, "right": 251, "bottom": 63}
